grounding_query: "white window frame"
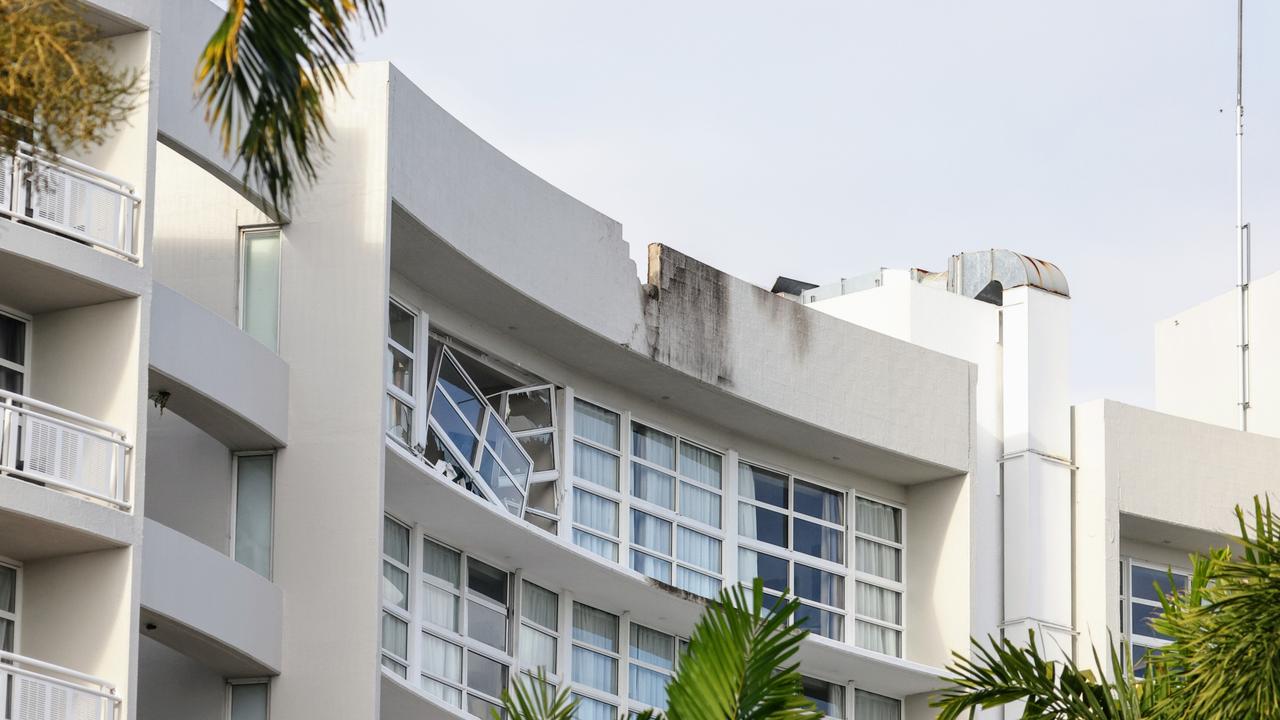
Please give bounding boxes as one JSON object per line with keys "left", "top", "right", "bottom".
{"left": 799, "top": 674, "right": 847, "bottom": 720}
{"left": 1120, "top": 557, "right": 1189, "bottom": 674}
{"left": 852, "top": 687, "right": 904, "bottom": 720}
{"left": 736, "top": 460, "right": 848, "bottom": 641}
{"left": 236, "top": 225, "right": 284, "bottom": 352}
{"left": 381, "top": 514, "right": 413, "bottom": 678}
{"left": 569, "top": 601, "right": 622, "bottom": 720}
{"left": 569, "top": 398, "right": 625, "bottom": 562}
{"left": 517, "top": 578, "right": 562, "bottom": 687}
{"left": 490, "top": 385, "right": 562, "bottom": 530}
{"left": 226, "top": 678, "right": 271, "bottom": 720}
{"left": 627, "top": 419, "right": 725, "bottom": 598}
{"left": 0, "top": 305, "right": 32, "bottom": 395}
{"left": 852, "top": 494, "right": 905, "bottom": 657}
{"left": 386, "top": 297, "right": 421, "bottom": 450}
{"left": 624, "top": 622, "right": 683, "bottom": 715}
{"left": 0, "top": 557, "right": 21, "bottom": 654}
{"left": 230, "top": 451, "right": 276, "bottom": 580}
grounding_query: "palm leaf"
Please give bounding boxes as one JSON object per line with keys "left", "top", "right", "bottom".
{"left": 499, "top": 670, "right": 578, "bottom": 720}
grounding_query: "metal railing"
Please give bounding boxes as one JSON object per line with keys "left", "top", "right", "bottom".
{"left": 0, "top": 651, "right": 120, "bottom": 720}
{"left": 0, "top": 389, "right": 132, "bottom": 511}
{"left": 0, "top": 144, "right": 140, "bottom": 263}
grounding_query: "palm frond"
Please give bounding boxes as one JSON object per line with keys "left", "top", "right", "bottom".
{"left": 499, "top": 669, "right": 578, "bottom": 720}
{"left": 665, "top": 580, "right": 822, "bottom": 720}
{"left": 196, "top": 0, "right": 385, "bottom": 213}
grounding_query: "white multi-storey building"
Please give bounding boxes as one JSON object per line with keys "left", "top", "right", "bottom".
{"left": 0, "top": 2, "right": 1276, "bottom": 720}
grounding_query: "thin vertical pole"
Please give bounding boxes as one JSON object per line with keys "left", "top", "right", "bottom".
{"left": 1236, "top": 0, "right": 1250, "bottom": 431}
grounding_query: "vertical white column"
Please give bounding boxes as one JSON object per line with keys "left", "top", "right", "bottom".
{"left": 723, "top": 449, "right": 740, "bottom": 588}
{"left": 560, "top": 387, "right": 576, "bottom": 544}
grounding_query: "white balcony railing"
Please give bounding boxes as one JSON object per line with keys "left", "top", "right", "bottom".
{"left": 0, "top": 390, "right": 132, "bottom": 511}
{"left": 0, "top": 144, "right": 140, "bottom": 263}
{"left": 0, "top": 651, "right": 121, "bottom": 720}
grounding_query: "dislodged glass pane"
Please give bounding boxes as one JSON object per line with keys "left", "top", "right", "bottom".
{"left": 795, "top": 518, "right": 844, "bottom": 563}
{"left": 855, "top": 498, "right": 901, "bottom": 543}
{"left": 486, "top": 411, "right": 533, "bottom": 483}
{"left": 739, "top": 502, "right": 788, "bottom": 548}
{"left": 387, "top": 395, "right": 413, "bottom": 446}
{"left": 388, "top": 300, "right": 415, "bottom": 351}
{"left": 632, "top": 464, "right": 675, "bottom": 509}
{"left": 679, "top": 442, "right": 722, "bottom": 488}
{"left": 0, "top": 314, "right": 25, "bottom": 365}
{"left": 479, "top": 450, "right": 525, "bottom": 515}
{"left": 632, "top": 423, "right": 676, "bottom": 469}
{"left": 738, "top": 464, "right": 789, "bottom": 508}
{"left": 389, "top": 346, "right": 413, "bottom": 395}
{"left": 795, "top": 480, "right": 843, "bottom": 524}
{"left": 630, "top": 549, "right": 671, "bottom": 583}
{"left": 575, "top": 399, "right": 620, "bottom": 450}
{"left": 439, "top": 356, "right": 486, "bottom": 430}
{"left": 738, "top": 548, "right": 789, "bottom": 593}
{"left": 423, "top": 429, "right": 472, "bottom": 491}
{"left": 795, "top": 563, "right": 844, "bottom": 607}
{"left": 505, "top": 387, "right": 554, "bottom": 432}
{"left": 518, "top": 432, "right": 557, "bottom": 473}
{"left": 574, "top": 442, "right": 619, "bottom": 491}
{"left": 856, "top": 581, "right": 901, "bottom": 625}
{"left": 432, "top": 387, "right": 479, "bottom": 461}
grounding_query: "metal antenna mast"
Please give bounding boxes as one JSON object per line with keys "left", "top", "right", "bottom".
{"left": 1236, "top": 0, "right": 1251, "bottom": 431}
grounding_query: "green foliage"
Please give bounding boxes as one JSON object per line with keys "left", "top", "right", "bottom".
{"left": 498, "top": 669, "right": 578, "bottom": 720}
{"left": 196, "top": 0, "right": 385, "bottom": 214}
{"left": 0, "top": 0, "right": 141, "bottom": 159}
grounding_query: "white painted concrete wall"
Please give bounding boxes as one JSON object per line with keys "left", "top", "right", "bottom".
{"left": 143, "top": 405, "right": 231, "bottom": 554}
{"left": 137, "top": 636, "right": 226, "bottom": 720}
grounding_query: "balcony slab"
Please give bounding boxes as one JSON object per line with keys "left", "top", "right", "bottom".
{"left": 0, "top": 475, "right": 135, "bottom": 559}
{"left": 0, "top": 220, "right": 143, "bottom": 314}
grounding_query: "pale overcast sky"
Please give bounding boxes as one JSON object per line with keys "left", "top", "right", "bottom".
{"left": 356, "top": 1, "right": 1280, "bottom": 408}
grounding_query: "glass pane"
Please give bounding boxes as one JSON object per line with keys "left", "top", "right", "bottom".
{"left": 382, "top": 612, "right": 408, "bottom": 659}
{"left": 384, "top": 516, "right": 409, "bottom": 565}
{"left": 572, "top": 647, "right": 618, "bottom": 693}
{"left": 795, "top": 519, "right": 844, "bottom": 563}
{"left": 241, "top": 229, "right": 280, "bottom": 349}
{"left": 856, "top": 582, "right": 901, "bottom": 625}
{"left": 487, "top": 412, "right": 533, "bottom": 484}
{"left": 0, "top": 368, "right": 21, "bottom": 394}
{"left": 796, "top": 603, "right": 843, "bottom": 640}
{"left": 676, "top": 526, "right": 721, "bottom": 572}
{"left": 466, "top": 651, "right": 509, "bottom": 698}
{"left": 0, "top": 617, "right": 11, "bottom": 653}
{"left": 854, "top": 620, "right": 901, "bottom": 656}
{"left": 469, "top": 694, "right": 505, "bottom": 720}
{"left": 802, "top": 676, "right": 845, "bottom": 719}
{"left": 738, "top": 464, "right": 788, "bottom": 508}
{"left": 679, "top": 442, "right": 722, "bottom": 488}
{"left": 0, "top": 565, "right": 14, "bottom": 613}
{"left": 522, "top": 581, "right": 559, "bottom": 630}
{"left": 675, "top": 566, "right": 721, "bottom": 598}
{"left": 574, "top": 400, "right": 620, "bottom": 450}
{"left": 0, "top": 314, "right": 25, "bottom": 365}
{"left": 574, "top": 489, "right": 619, "bottom": 536}
{"left": 630, "top": 550, "right": 672, "bottom": 583}
{"left": 630, "top": 624, "right": 675, "bottom": 669}
{"left": 574, "top": 442, "right": 619, "bottom": 491}
{"left": 382, "top": 656, "right": 407, "bottom": 678}
{"left": 423, "top": 429, "right": 472, "bottom": 491}
{"left": 387, "top": 395, "right": 413, "bottom": 445}
{"left": 388, "top": 300, "right": 415, "bottom": 351}
{"left": 229, "top": 682, "right": 269, "bottom": 720}
{"left": 679, "top": 482, "right": 720, "bottom": 528}
{"left": 424, "top": 537, "right": 461, "bottom": 587}
{"left": 632, "top": 464, "right": 675, "bottom": 509}
{"left": 383, "top": 561, "right": 409, "bottom": 610}
{"left": 505, "top": 387, "right": 554, "bottom": 432}
{"left": 234, "top": 454, "right": 273, "bottom": 578}
{"left": 572, "top": 693, "right": 616, "bottom": 720}
{"left": 739, "top": 502, "right": 788, "bottom": 548}
{"left": 855, "top": 498, "right": 901, "bottom": 543}
{"left": 1130, "top": 565, "right": 1188, "bottom": 603}
{"left": 422, "top": 633, "right": 464, "bottom": 682}
{"left": 1131, "top": 602, "right": 1170, "bottom": 640}
{"left": 794, "top": 480, "right": 842, "bottom": 524}
{"left": 795, "top": 563, "right": 844, "bottom": 607}
{"left": 439, "top": 356, "right": 486, "bottom": 430}
{"left": 423, "top": 582, "right": 459, "bottom": 631}
{"left": 573, "top": 603, "right": 619, "bottom": 651}
{"left": 632, "top": 510, "right": 672, "bottom": 555}
{"left": 389, "top": 347, "right": 414, "bottom": 397}
{"left": 855, "top": 539, "right": 901, "bottom": 582}
{"left": 632, "top": 424, "right": 675, "bottom": 469}
{"left": 629, "top": 665, "right": 671, "bottom": 709}
{"left": 422, "top": 676, "right": 463, "bottom": 708}
{"left": 479, "top": 449, "right": 526, "bottom": 515}
{"left": 738, "top": 548, "right": 789, "bottom": 593}
{"left": 469, "top": 559, "right": 508, "bottom": 605}
{"left": 574, "top": 529, "right": 618, "bottom": 561}
{"left": 432, "top": 387, "right": 479, "bottom": 461}
{"left": 519, "top": 432, "right": 557, "bottom": 473}
{"left": 520, "top": 624, "right": 558, "bottom": 673}
{"left": 854, "top": 690, "right": 901, "bottom": 720}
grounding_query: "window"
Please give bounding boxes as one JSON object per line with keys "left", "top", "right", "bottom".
{"left": 629, "top": 423, "right": 723, "bottom": 598}
{"left": 233, "top": 453, "right": 274, "bottom": 579}
{"left": 491, "top": 385, "right": 561, "bottom": 532}
{"left": 239, "top": 228, "right": 281, "bottom": 350}
{"left": 853, "top": 497, "right": 903, "bottom": 656}
{"left": 571, "top": 400, "right": 622, "bottom": 561}
{"left": 801, "top": 676, "right": 845, "bottom": 719}
{"left": 628, "top": 624, "right": 676, "bottom": 711}
{"left": 386, "top": 299, "right": 418, "bottom": 447}
{"left": 737, "top": 462, "right": 847, "bottom": 640}
{"left": 853, "top": 690, "right": 901, "bottom": 720}
{"left": 1120, "top": 558, "right": 1189, "bottom": 677}
{"left": 571, "top": 602, "right": 620, "bottom": 720}
{"left": 519, "top": 581, "right": 560, "bottom": 684}
{"left": 0, "top": 309, "right": 28, "bottom": 395}
{"left": 0, "top": 562, "right": 16, "bottom": 652}
{"left": 228, "top": 680, "right": 269, "bottom": 720}
{"left": 382, "top": 515, "right": 412, "bottom": 678}
{"left": 425, "top": 348, "right": 533, "bottom": 516}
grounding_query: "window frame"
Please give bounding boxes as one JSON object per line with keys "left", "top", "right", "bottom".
{"left": 381, "top": 514, "right": 413, "bottom": 679}
{"left": 852, "top": 687, "right": 904, "bottom": 720}
{"left": 625, "top": 622, "right": 682, "bottom": 715}
{"left": 1120, "top": 557, "right": 1190, "bottom": 674}
{"left": 0, "top": 557, "right": 21, "bottom": 654}
{"left": 230, "top": 451, "right": 276, "bottom": 580}
{"left": 225, "top": 678, "right": 271, "bottom": 720}
{"left": 852, "top": 494, "right": 906, "bottom": 657}
{"left": 736, "top": 459, "right": 849, "bottom": 641}
{"left": 0, "top": 305, "right": 32, "bottom": 395}
{"left": 569, "top": 601, "right": 622, "bottom": 720}
{"left": 236, "top": 225, "right": 284, "bottom": 352}
{"left": 569, "top": 397, "right": 626, "bottom": 562}
{"left": 517, "top": 578, "right": 562, "bottom": 686}
{"left": 385, "top": 296, "right": 421, "bottom": 450}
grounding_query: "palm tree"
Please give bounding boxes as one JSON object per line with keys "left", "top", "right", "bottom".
{"left": 196, "top": 0, "right": 386, "bottom": 214}
{"left": 500, "top": 580, "right": 823, "bottom": 720}
{"left": 932, "top": 496, "right": 1280, "bottom": 720}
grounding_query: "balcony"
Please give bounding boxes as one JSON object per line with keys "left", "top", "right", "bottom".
{"left": 0, "top": 146, "right": 140, "bottom": 264}
{"left": 0, "top": 389, "right": 133, "bottom": 511}
{"left": 0, "top": 651, "right": 121, "bottom": 720}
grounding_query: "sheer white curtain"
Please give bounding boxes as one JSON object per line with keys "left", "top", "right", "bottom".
{"left": 856, "top": 582, "right": 900, "bottom": 624}
{"left": 632, "top": 511, "right": 672, "bottom": 554}
{"left": 855, "top": 620, "right": 900, "bottom": 657}
{"left": 572, "top": 646, "right": 618, "bottom": 693}
{"left": 737, "top": 503, "right": 758, "bottom": 539}
{"left": 855, "top": 539, "right": 901, "bottom": 582}
{"left": 519, "top": 625, "right": 557, "bottom": 672}
{"left": 574, "top": 489, "right": 618, "bottom": 536}
{"left": 574, "top": 530, "right": 617, "bottom": 561}
{"left": 522, "top": 582, "right": 559, "bottom": 629}
{"left": 630, "top": 550, "right": 671, "bottom": 583}
{"left": 575, "top": 442, "right": 620, "bottom": 491}
{"left": 678, "top": 443, "right": 722, "bottom": 488}
{"left": 676, "top": 567, "right": 720, "bottom": 598}
{"left": 632, "top": 424, "right": 675, "bottom": 468}
{"left": 856, "top": 498, "right": 901, "bottom": 542}
{"left": 422, "top": 633, "right": 463, "bottom": 682}
{"left": 571, "top": 693, "right": 616, "bottom": 720}
{"left": 422, "top": 583, "right": 459, "bottom": 631}
{"left": 679, "top": 482, "right": 720, "bottom": 527}
{"left": 854, "top": 690, "right": 901, "bottom": 720}
{"left": 676, "top": 527, "right": 721, "bottom": 572}
{"left": 629, "top": 665, "right": 671, "bottom": 709}
{"left": 574, "top": 401, "right": 619, "bottom": 449}
{"left": 632, "top": 465, "right": 674, "bottom": 508}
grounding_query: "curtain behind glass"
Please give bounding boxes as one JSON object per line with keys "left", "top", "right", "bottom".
{"left": 0, "top": 565, "right": 14, "bottom": 613}
{"left": 632, "top": 511, "right": 672, "bottom": 555}
{"left": 575, "top": 442, "right": 620, "bottom": 491}
{"left": 422, "top": 633, "right": 463, "bottom": 682}
{"left": 855, "top": 498, "right": 900, "bottom": 542}
{"left": 855, "top": 620, "right": 901, "bottom": 657}
{"left": 855, "top": 539, "right": 901, "bottom": 582}
{"left": 676, "top": 527, "right": 721, "bottom": 572}
{"left": 629, "top": 665, "right": 671, "bottom": 709}
{"left": 571, "top": 693, "right": 616, "bottom": 720}
{"left": 856, "top": 582, "right": 901, "bottom": 624}
{"left": 854, "top": 690, "right": 901, "bottom": 720}
{"left": 522, "top": 582, "right": 559, "bottom": 629}
{"left": 229, "top": 683, "right": 269, "bottom": 720}
{"left": 575, "top": 401, "right": 620, "bottom": 449}
{"left": 629, "top": 625, "right": 674, "bottom": 669}
{"left": 573, "top": 603, "right": 618, "bottom": 650}
{"left": 424, "top": 538, "right": 461, "bottom": 587}
{"left": 574, "top": 530, "right": 618, "bottom": 561}
{"left": 235, "top": 455, "right": 273, "bottom": 579}
{"left": 240, "top": 229, "right": 280, "bottom": 350}
{"left": 519, "top": 625, "right": 558, "bottom": 673}
{"left": 678, "top": 443, "right": 722, "bottom": 488}
{"left": 572, "top": 646, "right": 618, "bottom": 693}
{"left": 678, "top": 482, "right": 720, "bottom": 528}
{"left": 574, "top": 489, "right": 618, "bottom": 536}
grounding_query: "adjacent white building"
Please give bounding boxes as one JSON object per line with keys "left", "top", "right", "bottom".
{"left": 0, "top": 2, "right": 1274, "bottom": 720}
